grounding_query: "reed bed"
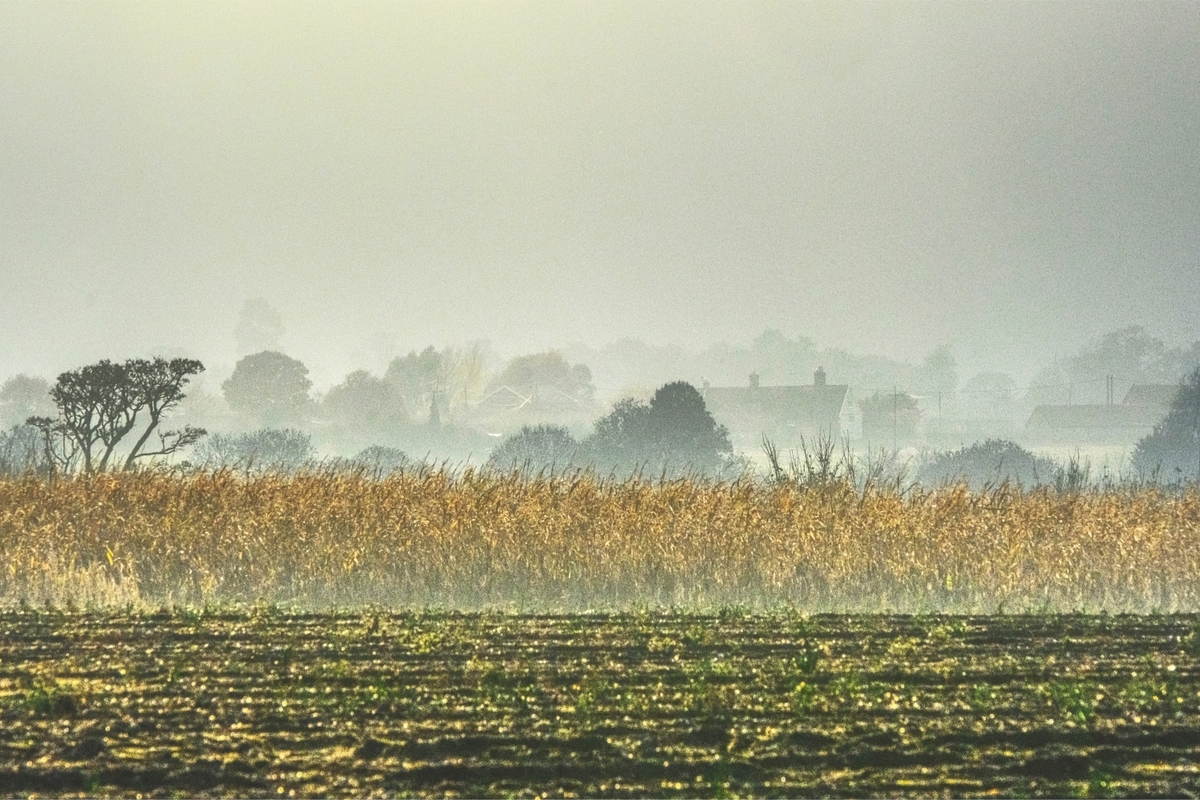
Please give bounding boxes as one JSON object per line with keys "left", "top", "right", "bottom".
{"left": 0, "top": 468, "right": 1197, "bottom": 612}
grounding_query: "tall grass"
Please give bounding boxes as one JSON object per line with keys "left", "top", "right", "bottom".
{"left": 1, "top": 466, "right": 1197, "bottom": 612}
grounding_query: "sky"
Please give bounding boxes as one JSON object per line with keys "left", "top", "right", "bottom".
{"left": 2, "top": 0, "right": 1198, "bottom": 389}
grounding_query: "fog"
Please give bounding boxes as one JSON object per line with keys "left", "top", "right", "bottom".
{"left": 2, "top": 1, "right": 1198, "bottom": 389}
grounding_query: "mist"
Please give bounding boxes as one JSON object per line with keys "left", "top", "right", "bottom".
{"left": 2, "top": 1, "right": 1199, "bottom": 391}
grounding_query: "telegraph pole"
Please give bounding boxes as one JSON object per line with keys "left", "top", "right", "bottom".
{"left": 893, "top": 386, "right": 898, "bottom": 452}
{"left": 1195, "top": 378, "right": 1200, "bottom": 482}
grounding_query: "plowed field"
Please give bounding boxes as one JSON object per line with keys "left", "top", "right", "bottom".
{"left": 2, "top": 610, "right": 1199, "bottom": 797}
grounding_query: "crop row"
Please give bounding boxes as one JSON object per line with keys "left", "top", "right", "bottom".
{"left": 1, "top": 470, "right": 1198, "bottom": 611}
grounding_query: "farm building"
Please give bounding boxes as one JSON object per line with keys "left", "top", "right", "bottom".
{"left": 469, "top": 383, "right": 596, "bottom": 434}
{"left": 1023, "top": 383, "right": 1178, "bottom": 445}
{"left": 701, "top": 368, "right": 849, "bottom": 451}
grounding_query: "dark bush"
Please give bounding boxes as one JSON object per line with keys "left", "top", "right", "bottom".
{"left": 487, "top": 425, "right": 578, "bottom": 473}
{"left": 195, "top": 429, "right": 315, "bottom": 473}
{"left": 1132, "top": 368, "right": 1200, "bottom": 484}
{"left": 916, "top": 439, "right": 1059, "bottom": 490}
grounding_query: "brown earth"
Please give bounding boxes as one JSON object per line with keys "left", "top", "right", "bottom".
{"left": 1, "top": 609, "right": 1199, "bottom": 797}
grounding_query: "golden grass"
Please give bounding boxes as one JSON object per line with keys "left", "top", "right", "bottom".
{"left": 0, "top": 469, "right": 1197, "bottom": 611}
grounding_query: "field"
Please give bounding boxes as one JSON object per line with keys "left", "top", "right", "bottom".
{"left": 3, "top": 609, "right": 1200, "bottom": 798}
{"left": 2, "top": 470, "right": 1199, "bottom": 612}
{"left": 3, "top": 471, "right": 1200, "bottom": 796}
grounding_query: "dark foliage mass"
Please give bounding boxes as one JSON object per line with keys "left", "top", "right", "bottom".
{"left": 347, "top": 445, "right": 412, "bottom": 476}
{"left": 1133, "top": 367, "right": 1200, "bottom": 483}
{"left": 916, "top": 439, "right": 1060, "bottom": 491}
{"left": 487, "top": 424, "right": 578, "bottom": 472}
{"left": 487, "top": 381, "right": 733, "bottom": 478}
{"left": 583, "top": 381, "right": 733, "bottom": 477}
{"left": 26, "top": 357, "right": 205, "bottom": 474}
{"left": 222, "top": 351, "right": 313, "bottom": 427}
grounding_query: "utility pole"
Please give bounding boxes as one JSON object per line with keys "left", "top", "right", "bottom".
{"left": 1195, "top": 380, "right": 1200, "bottom": 482}
{"left": 893, "top": 386, "right": 898, "bottom": 452}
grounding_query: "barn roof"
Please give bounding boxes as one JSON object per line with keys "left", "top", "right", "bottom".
{"left": 1023, "top": 403, "right": 1164, "bottom": 443}
{"left": 1122, "top": 384, "right": 1182, "bottom": 408}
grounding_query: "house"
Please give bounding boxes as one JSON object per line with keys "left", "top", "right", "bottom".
{"left": 701, "top": 367, "right": 849, "bottom": 452}
{"left": 1023, "top": 383, "right": 1177, "bottom": 445}
{"left": 469, "top": 384, "right": 595, "bottom": 434}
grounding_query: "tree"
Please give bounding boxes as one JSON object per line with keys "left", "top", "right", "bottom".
{"left": 323, "top": 370, "right": 403, "bottom": 431}
{"left": 488, "top": 425, "right": 578, "bottom": 472}
{"left": 1029, "top": 327, "right": 1200, "bottom": 405}
{"left": 491, "top": 351, "right": 594, "bottom": 400}
{"left": 234, "top": 298, "right": 285, "bottom": 355}
{"left": 961, "top": 372, "right": 1018, "bottom": 418}
{"left": 349, "top": 445, "right": 411, "bottom": 476}
{"left": 859, "top": 391, "right": 921, "bottom": 447}
{"left": 916, "top": 439, "right": 1058, "bottom": 491}
{"left": 0, "top": 424, "right": 45, "bottom": 476}
{"left": 385, "top": 347, "right": 443, "bottom": 420}
{"left": 583, "top": 381, "right": 732, "bottom": 476}
{"left": 0, "top": 374, "right": 55, "bottom": 428}
{"left": 920, "top": 345, "right": 958, "bottom": 394}
{"left": 222, "top": 351, "right": 313, "bottom": 427}
{"left": 195, "top": 428, "right": 314, "bottom": 473}
{"left": 1132, "top": 367, "right": 1200, "bottom": 483}
{"left": 27, "top": 357, "right": 205, "bottom": 473}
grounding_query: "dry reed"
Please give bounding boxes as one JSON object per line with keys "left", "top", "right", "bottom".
{"left": 0, "top": 468, "right": 1197, "bottom": 612}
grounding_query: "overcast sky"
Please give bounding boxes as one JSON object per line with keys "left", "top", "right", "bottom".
{"left": 2, "top": 1, "right": 1197, "bottom": 387}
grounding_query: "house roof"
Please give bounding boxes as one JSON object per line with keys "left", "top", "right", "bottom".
{"left": 1024, "top": 404, "right": 1164, "bottom": 431}
{"left": 470, "top": 384, "right": 595, "bottom": 425}
{"left": 1123, "top": 384, "right": 1182, "bottom": 408}
{"left": 702, "top": 384, "right": 849, "bottom": 437}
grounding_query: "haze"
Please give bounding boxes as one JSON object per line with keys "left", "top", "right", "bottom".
{"left": 2, "top": 1, "right": 1198, "bottom": 388}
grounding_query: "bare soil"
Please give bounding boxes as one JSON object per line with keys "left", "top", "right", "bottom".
{"left": 2, "top": 609, "right": 1199, "bottom": 797}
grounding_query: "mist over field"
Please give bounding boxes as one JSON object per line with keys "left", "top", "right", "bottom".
{"left": 1, "top": 0, "right": 1198, "bottom": 392}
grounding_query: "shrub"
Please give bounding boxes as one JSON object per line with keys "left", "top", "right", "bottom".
{"left": 916, "top": 439, "right": 1059, "bottom": 490}
{"left": 195, "top": 429, "right": 315, "bottom": 473}
{"left": 488, "top": 425, "right": 578, "bottom": 473}
{"left": 1133, "top": 368, "right": 1200, "bottom": 484}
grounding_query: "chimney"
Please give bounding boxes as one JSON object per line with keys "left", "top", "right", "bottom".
{"left": 814, "top": 366, "right": 826, "bottom": 387}
{"left": 749, "top": 372, "right": 760, "bottom": 389}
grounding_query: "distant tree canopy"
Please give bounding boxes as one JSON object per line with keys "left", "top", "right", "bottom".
{"left": 385, "top": 347, "right": 443, "bottom": 419}
{"left": 858, "top": 391, "right": 921, "bottom": 446}
{"left": 322, "top": 370, "right": 402, "bottom": 431}
{"left": 490, "top": 351, "right": 594, "bottom": 400}
{"left": 1132, "top": 367, "right": 1200, "bottom": 482}
{"left": 27, "top": 357, "right": 205, "bottom": 473}
{"left": 348, "top": 445, "right": 411, "bottom": 476}
{"left": 583, "top": 381, "right": 732, "bottom": 477}
{"left": 920, "top": 345, "right": 959, "bottom": 395}
{"left": 0, "top": 424, "right": 45, "bottom": 476}
{"left": 383, "top": 344, "right": 488, "bottom": 421}
{"left": 0, "top": 374, "right": 55, "bottom": 428}
{"left": 961, "top": 372, "right": 1018, "bottom": 418}
{"left": 1029, "top": 327, "right": 1200, "bottom": 406}
{"left": 234, "top": 298, "right": 285, "bottom": 356}
{"left": 222, "top": 351, "right": 313, "bottom": 427}
{"left": 487, "top": 424, "right": 578, "bottom": 472}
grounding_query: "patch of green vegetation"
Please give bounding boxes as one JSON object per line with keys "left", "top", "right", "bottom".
{"left": 1044, "top": 679, "right": 1099, "bottom": 725}
{"left": 20, "top": 680, "right": 83, "bottom": 717}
